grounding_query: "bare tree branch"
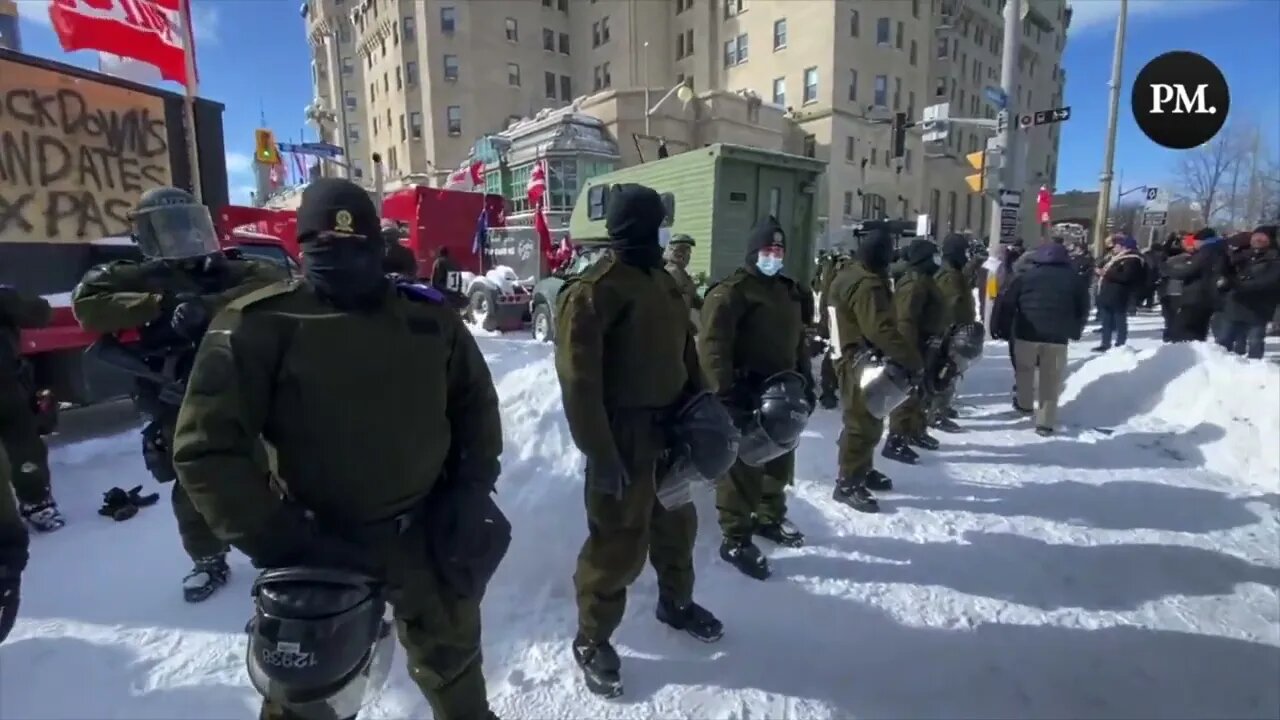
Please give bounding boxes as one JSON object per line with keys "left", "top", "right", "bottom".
{"left": 1171, "top": 125, "right": 1248, "bottom": 226}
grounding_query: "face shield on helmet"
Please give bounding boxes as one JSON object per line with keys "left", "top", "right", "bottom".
{"left": 738, "top": 371, "right": 812, "bottom": 466}
{"left": 854, "top": 354, "right": 914, "bottom": 419}
{"left": 655, "top": 392, "right": 741, "bottom": 509}
{"left": 245, "top": 568, "right": 394, "bottom": 720}
{"left": 132, "top": 202, "right": 221, "bottom": 259}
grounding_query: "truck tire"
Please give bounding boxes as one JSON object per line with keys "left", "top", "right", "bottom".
{"left": 531, "top": 302, "right": 554, "bottom": 343}
{"left": 469, "top": 287, "right": 500, "bottom": 333}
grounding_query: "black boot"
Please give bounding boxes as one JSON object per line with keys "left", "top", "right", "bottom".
{"left": 656, "top": 598, "right": 723, "bottom": 643}
{"left": 908, "top": 431, "right": 940, "bottom": 450}
{"left": 183, "top": 554, "right": 230, "bottom": 603}
{"left": 864, "top": 468, "right": 893, "bottom": 491}
{"left": 719, "top": 537, "right": 770, "bottom": 580}
{"left": 942, "top": 406, "right": 959, "bottom": 419}
{"left": 881, "top": 435, "right": 919, "bottom": 464}
{"left": 818, "top": 392, "right": 839, "bottom": 409}
{"left": 572, "top": 635, "right": 623, "bottom": 698}
{"left": 754, "top": 518, "right": 804, "bottom": 548}
{"left": 20, "top": 498, "right": 65, "bottom": 533}
{"left": 833, "top": 477, "right": 880, "bottom": 512}
{"left": 930, "top": 415, "right": 964, "bottom": 433}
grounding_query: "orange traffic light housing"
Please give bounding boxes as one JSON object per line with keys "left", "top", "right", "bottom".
{"left": 255, "top": 129, "right": 279, "bottom": 165}
{"left": 964, "top": 150, "right": 986, "bottom": 194}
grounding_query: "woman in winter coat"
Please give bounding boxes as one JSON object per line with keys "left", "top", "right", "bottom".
{"left": 1092, "top": 235, "right": 1145, "bottom": 351}
{"left": 1156, "top": 233, "right": 1186, "bottom": 341}
{"left": 1218, "top": 226, "right": 1280, "bottom": 359}
{"left": 1162, "top": 228, "right": 1228, "bottom": 342}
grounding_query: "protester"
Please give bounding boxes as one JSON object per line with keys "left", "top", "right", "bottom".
{"left": 1092, "top": 235, "right": 1145, "bottom": 352}
{"left": 1163, "top": 228, "right": 1228, "bottom": 342}
{"left": 1217, "top": 226, "right": 1280, "bottom": 359}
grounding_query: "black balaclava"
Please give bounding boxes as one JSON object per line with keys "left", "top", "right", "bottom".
{"left": 745, "top": 216, "right": 785, "bottom": 263}
{"left": 605, "top": 183, "right": 667, "bottom": 270}
{"left": 857, "top": 227, "right": 894, "bottom": 273}
{"left": 941, "top": 233, "right": 969, "bottom": 269}
{"left": 296, "top": 178, "right": 388, "bottom": 311}
{"left": 905, "top": 237, "right": 939, "bottom": 275}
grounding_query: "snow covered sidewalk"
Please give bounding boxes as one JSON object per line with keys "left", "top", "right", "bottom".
{"left": 3, "top": 313, "right": 1278, "bottom": 719}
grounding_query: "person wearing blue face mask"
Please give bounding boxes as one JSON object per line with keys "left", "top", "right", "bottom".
{"left": 699, "top": 217, "right": 816, "bottom": 579}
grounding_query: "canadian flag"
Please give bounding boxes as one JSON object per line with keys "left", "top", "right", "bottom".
{"left": 444, "top": 161, "right": 486, "bottom": 192}
{"left": 526, "top": 159, "right": 554, "bottom": 264}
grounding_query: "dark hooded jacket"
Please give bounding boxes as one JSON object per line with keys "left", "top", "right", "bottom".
{"left": 1096, "top": 236, "right": 1146, "bottom": 309}
{"left": 1223, "top": 227, "right": 1280, "bottom": 325}
{"left": 992, "top": 243, "right": 1089, "bottom": 344}
{"left": 1163, "top": 233, "right": 1228, "bottom": 311}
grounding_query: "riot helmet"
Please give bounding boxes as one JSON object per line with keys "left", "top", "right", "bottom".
{"left": 855, "top": 356, "right": 914, "bottom": 419}
{"left": 246, "top": 567, "right": 394, "bottom": 720}
{"left": 655, "top": 392, "right": 741, "bottom": 509}
{"left": 738, "top": 371, "right": 812, "bottom": 467}
{"left": 130, "top": 186, "right": 221, "bottom": 259}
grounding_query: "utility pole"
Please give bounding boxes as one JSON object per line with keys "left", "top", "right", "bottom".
{"left": 1092, "top": 0, "right": 1127, "bottom": 256}
{"left": 643, "top": 41, "right": 651, "bottom": 136}
{"left": 986, "top": 0, "right": 1022, "bottom": 259}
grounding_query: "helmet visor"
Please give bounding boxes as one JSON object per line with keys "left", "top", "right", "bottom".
{"left": 135, "top": 204, "right": 221, "bottom": 259}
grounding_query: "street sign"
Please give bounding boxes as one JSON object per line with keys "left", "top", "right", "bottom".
{"left": 985, "top": 86, "right": 1008, "bottom": 110}
{"left": 277, "top": 141, "right": 344, "bottom": 158}
{"left": 1030, "top": 106, "right": 1071, "bottom": 126}
{"left": 1141, "top": 211, "right": 1168, "bottom": 227}
{"left": 998, "top": 189, "right": 1021, "bottom": 242}
{"left": 921, "top": 102, "right": 951, "bottom": 143}
{"left": 1017, "top": 114, "right": 1033, "bottom": 130}
{"left": 1145, "top": 187, "right": 1159, "bottom": 202}
{"left": 1143, "top": 187, "right": 1170, "bottom": 213}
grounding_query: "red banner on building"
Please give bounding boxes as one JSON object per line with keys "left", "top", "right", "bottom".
{"left": 48, "top": 0, "right": 195, "bottom": 85}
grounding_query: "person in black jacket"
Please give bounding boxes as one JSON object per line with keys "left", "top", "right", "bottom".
{"left": 990, "top": 243, "right": 1089, "bottom": 435}
{"left": 1163, "top": 228, "right": 1228, "bottom": 342}
{"left": 1156, "top": 233, "right": 1187, "bottom": 341}
{"left": 1218, "top": 226, "right": 1280, "bottom": 359}
{"left": 1092, "top": 235, "right": 1145, "bottom": 351}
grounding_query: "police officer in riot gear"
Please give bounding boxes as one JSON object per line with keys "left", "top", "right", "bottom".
{"left": 555, "top": 183, "right": 723, "bottom": 699}
{"left": 883, "top": 238, "right": 949, "bottom": 465}
{"left": 0, "top": 286, "right": 60, "bottom": 532}
{"left": 172, "top": 178, "right": 507, "bottom": 720}
{"left": 699, "top": 218, "right": 814, "bottom": 580}
{"left": 73, "top": 185, "right": 286, "bottom": 602}
{"left": 827, "top": 226, "right": 923, "bottom": 513}
{"left": 933, "top": 233, "right": 979, "bottom": 428}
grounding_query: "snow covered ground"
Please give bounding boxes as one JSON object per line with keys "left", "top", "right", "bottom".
{"left": 3, "top": 313, "right": 1278, "bottom": 720}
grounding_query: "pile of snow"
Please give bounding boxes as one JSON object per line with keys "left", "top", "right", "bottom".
{"left": 1059, "top": 342, "right": 1280, "bottom": 489}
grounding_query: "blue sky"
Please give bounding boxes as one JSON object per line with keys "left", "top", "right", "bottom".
{"left": 14, "top": 0, "right": 1280, "bottom": 203}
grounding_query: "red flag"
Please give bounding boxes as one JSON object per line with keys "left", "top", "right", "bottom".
{"left": 534, "top": 199, "right": 554, "bottom": 263}
{"left": 48, "top": 0, "right": 195, "bottom": 85}
{"left": 526, "top": 159, "right": 547, "bottom": 207}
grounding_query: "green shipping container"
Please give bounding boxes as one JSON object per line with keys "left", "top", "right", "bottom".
{"left": 567, "top": 143, "right": 827, "bottom": 287}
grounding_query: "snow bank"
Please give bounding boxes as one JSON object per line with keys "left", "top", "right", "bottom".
{"left": 1060, "top": 342, "right": 1280, "bottom": 489}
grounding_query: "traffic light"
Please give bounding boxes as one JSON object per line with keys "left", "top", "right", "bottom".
{"left": 890, "top": 112, "right": 908, "bottom": 159}
{"left": 254, "top": 129, "right": 279, "bottom": 165}
{"left": 964, "top": 150, "right": 986, "bottom": 193}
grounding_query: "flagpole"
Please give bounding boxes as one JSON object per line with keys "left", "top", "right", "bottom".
{"left": 179, "top": 0, "right": 203, "bottom": 203}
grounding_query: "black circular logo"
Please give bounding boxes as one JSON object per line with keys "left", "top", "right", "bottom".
{"left": 1131, "top": 51, "right": 1229, "bottom": 150}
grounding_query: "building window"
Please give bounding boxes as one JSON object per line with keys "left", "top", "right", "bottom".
{"left": 677, "top": 32, "right": 686, "bottom": 59}
{"left": 338, "top": 24, "right": 351, "bottom": 43}
{"left": 400, "top": 16, "right": 415, "bottom": 42}
{"left": 547, "top": 158, "right": 579, "bottom": 210}
{"left": 405, "top": 61, "right": 418, "bottom": 86}
{"left": 543, "top": 28, "right": 555, "bottom": 51}
{"left": 843, "top": 191, "right": 854, "bottom": 217}
{"left": 446, "top": 106, "right": 462, "bottom": 135}
{"left": 559, "top": 32, "right": 570, "bottom": 54}
{"left": 544, "top": 71, "right": 557, "bottom": 99}
{"left": 560, "top": 74, "right": 572, "bottom": 101}
{"left": 772, "top": 77, "right": 785, "bottom": 106}
{"left": 347, "top": 123, "right": 360, "bottom": 142}
{"left": 443, "top": 54, "right": 458, "bottom": 80}
{"left": 876, "top": 17, "right": 890, "bottom": 45}
{"left": 593, "top": 62, "right": 612, "bottom": 90}
{"left": 723, "top": 33, "right": 748, "bottom": 66}
{"left": 904, "top": 149, "right": 913, "bottom": 172}
{"left": 399, "top": 114, "right": 406, "bottom": 141}
{"left": 849, "top": 9, "right": 859, "bottom": 36}
{"left": 409, "top": 111, "right": 422, "bottom": 139}
{"left": 440, "top": 7, "right": 455, "bottom": 33}
{"left": 893, "top": 77, "right": 901, "bottom": 110}
{"left": 947, "top": 191, "right": 957, "bottom": 232}
{"left": 723, "top": 0, "right": 743, "bottom": 19}
{"left": 909, "top": 39, "right": 917, "bottom": 65}
{"left": 870, "top": 148, "right": 877, "bottom": 164}
{"left": 874, "top": 75, "right": 887, "bottom": 107}
{"left": 557, "top": 0, "right": 568, "bottom": 10}
{"left": 848, "top": 68, "right": 857, "bottom": 102}
{"left": 340, "top": 56, "right": 353, "bottom": 74}
{"left": 936, "top": 36, "right": 948, "bottom": 60}
{"left": 912, "top": 0, "right": 920, "bottom": 18}
{"left": 803, "top": 66, "right": 818, "bottom": 104}
{"left": 343, "top": 91, "right": 356, "bottom": 110}
{"left": 845, "top": 136, "right": 855, "bottom": 161}
{"left": 593, "top": 18, "right": 611, "bottom": 47}
{"left": 395, "top": 66, "right": 402, "bottom": 89}
{"left": 895, "top": 20, "right": 904, "bottom": 49}
{"left": 541, "top": 0, "right": 550, "bottom": 6}
{"left": 507, "top": 63, "right": 521, "bottom": 86}
{"left": 504, "top": 17, "right": 518, "bottom": 42}
{"left": 773, "top": 19, "right": 787, "bottom": 50}
{"left": 907, "top": 91, "right": 915, "bottom": 121}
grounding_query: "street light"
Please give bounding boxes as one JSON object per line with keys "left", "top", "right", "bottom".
{"left": 305, "top": 98, "right": 337, "bottom": 140}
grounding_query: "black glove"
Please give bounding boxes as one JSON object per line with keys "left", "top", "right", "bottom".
{"left": 170, "top": 298, "right": 210, "bottom": 340}
{"left": 585, "top": 455, "right": 629, "bottom": 498}
{"left": 424, "top": 480, "right": 512, "bottom": 599}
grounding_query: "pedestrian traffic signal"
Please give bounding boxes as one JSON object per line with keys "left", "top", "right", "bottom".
{"left": 964, "top": 150, "right": 986, "bottom": 193}
{"left": 255, "top": 129, "right": 279, "bottom": 165}
{"left": 890, "top": 112, "right": 908, "bottom": 159}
